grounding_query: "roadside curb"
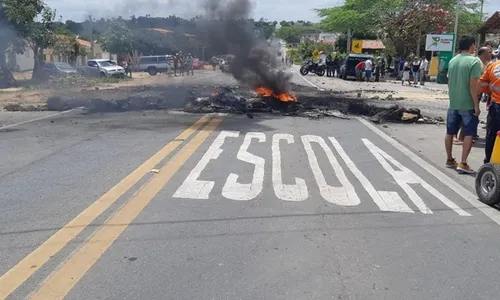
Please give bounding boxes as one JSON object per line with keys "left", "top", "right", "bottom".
{"left": 386, "top": 80, "right": 448, "bottom": 94}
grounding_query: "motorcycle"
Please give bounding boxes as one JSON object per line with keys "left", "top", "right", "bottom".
{"left": 299, "top": 61, "right": 325, "bottom": 76}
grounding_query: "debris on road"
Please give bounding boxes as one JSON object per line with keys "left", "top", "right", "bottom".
{"left": 184, "top": 84, "right": 444, "bottom": 124}
{"left": 2, "top": 82, "right": 444, "bottom": 125}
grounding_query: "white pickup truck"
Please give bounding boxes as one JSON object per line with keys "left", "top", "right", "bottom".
{"left": 77, "top": 59, "right": 126, "bottom": 77}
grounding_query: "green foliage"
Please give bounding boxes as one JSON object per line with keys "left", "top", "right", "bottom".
{"left": 317, "top": 0, "right": 466, "bottom": 56}
{"left": 297, "top": 41, "right": 334, "bottom": 60}
{"left": 52, "top": 32, "right": 88, "bottom": 66}
{"left": 253, "top": 18, "right": 277, "bottom": 40}
{"left": 98, "top": 21, "right": 135, "bottom": 55}
{"left": 3, "top": 0, "right": 56, "bottom": 80}
{"left": 275, "top": 23, "right": 318, "bottom": 44}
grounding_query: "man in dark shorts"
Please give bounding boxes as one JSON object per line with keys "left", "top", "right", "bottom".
{"left": 444, "top": 35, "right": 481, "bottom": 174}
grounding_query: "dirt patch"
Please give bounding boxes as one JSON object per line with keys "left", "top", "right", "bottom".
{"left": 0, "top": 71, "right": 190, "bottom": 110}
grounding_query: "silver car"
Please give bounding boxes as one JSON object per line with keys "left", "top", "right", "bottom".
{"left": 81, "top": 59, "right": 126, "bottom": 77}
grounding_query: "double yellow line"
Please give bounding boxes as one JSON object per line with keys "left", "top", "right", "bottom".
{"left": 0, "top": 114, "right": 223, "bottom": 299}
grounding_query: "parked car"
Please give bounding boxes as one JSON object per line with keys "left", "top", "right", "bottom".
{"left": 192, "top": 58, "right": 204, "bottom": 70}
{"left": 78, "top": 59, "right": 125, "bottom": 77}
{"left": 339, "top": 54, "right": 374, "bottom": 80}
{"left": 136, "top": 55, "right": 173, "bottom": 75}
{"left": 43, "top": 62, "right": 77, "bottom": 77}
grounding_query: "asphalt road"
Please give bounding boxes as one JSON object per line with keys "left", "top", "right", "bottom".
{"left": 2, "top": 70, "right": 500, "bottom": 300}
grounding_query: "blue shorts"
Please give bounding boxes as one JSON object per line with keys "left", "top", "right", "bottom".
{"left": 365, "top": 70, "right": 372, "bottom": 78}
{"left": 446, "top": 109, "right": 478, "bottom": 136}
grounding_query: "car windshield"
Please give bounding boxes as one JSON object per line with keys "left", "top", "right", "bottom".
{"left": 97, "top": 60, "right": 117, "bottom": 67}
{"left": 54, "top": 62, "right": 73, "bottom": 70}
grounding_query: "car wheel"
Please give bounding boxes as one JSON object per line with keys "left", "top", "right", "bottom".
{"left": 476, "top": 163, "right": 500, "bottom": 205}
{"left": 147, "top": 67, "right": 158, "bottom": 76}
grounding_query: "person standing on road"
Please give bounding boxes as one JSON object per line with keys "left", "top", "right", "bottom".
{"left": 479, "top": 52, "right": 500, "bottom": 164}
{"left": 412, "top": 58, "right": 420, "bottom": 85}
{"left": 444, "top": 35, "right": 481, "bottom": 174}
{"left": 185, "top": 53, "right": 194, "bottom": 76}
{"left": 364, "top": 58, "right": 373, "bottom": 82}
{"left": 419, "top": 57, "right": 428, "bottom": 86}
{"left": 402, "top": 60, "right": 411, "bottom": 85}
{"left": 173, "top": 53, "right": 180, "bottom": 76}
{"left": 355, "top": 61, "right": 365, "bottom": 81}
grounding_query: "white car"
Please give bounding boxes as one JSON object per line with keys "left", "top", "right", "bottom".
{"left": 81, "top": 59, "right": 126, "bottom": 77}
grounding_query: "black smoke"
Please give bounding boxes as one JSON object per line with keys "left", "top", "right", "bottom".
{"left": 198, "top": 0, "right": 292, "bottom": 94}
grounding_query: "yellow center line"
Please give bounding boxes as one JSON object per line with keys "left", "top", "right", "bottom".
{"left": 0, "top": 115, "right": 211, "bottom": 299}
{"left": 30, "top": 116, "right": 224, "bottom": 300}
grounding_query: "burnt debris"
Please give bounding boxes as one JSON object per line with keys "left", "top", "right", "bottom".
{"left": 25, "top": 83, "right": 445, "bottom": 125}
{"left": 184, "top": 85, "right": 444, "bottom": 124}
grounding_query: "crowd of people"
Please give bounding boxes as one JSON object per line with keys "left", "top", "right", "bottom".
{"left": 445, "top": 35, "right": 500, "bottom": 174}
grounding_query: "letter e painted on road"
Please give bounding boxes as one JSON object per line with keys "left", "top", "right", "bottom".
{"left": 173, "top": 130, "right": 239, "bottom": 199}
{"left": 272, "top": 133, "right": 308, "bottom": 201}
{"left": 222, "top": 132, "right": 266, "bottom": 200}
{"left": 362, "top": 138, "right": 471, "bottom": 216}
{"left": 302, "top": 135, "right": 360, "bottom": 206}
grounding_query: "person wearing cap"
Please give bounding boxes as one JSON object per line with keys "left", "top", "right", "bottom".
{"left": 479, "top": 49, "right": 500, "bottom": 164}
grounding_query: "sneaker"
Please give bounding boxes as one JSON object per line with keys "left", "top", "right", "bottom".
{"left": 457, "top": 162, "right": 475, "bottom": 174}
{"left": 445, "top": 158, "right": 458, "bottom": 168}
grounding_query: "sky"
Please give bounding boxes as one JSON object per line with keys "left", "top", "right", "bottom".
{"left": 45, "top": 0, "right": 500, "bottom": 23}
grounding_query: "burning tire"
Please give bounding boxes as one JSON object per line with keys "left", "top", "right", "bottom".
{"left": 476, "top": 163, "right": 500, "bottom": 205}
{"left": 299, "top": 66, "right": 309, "bottom": 76}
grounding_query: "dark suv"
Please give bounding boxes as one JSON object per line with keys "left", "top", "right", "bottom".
{"left": 339, "top": 54, "right": 374, "bottom": 80}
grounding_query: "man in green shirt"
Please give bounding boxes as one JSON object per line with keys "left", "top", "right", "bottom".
{"left": 445, "top": 35, "right": 481, "bottom": 174}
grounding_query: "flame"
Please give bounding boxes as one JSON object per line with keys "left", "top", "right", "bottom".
{"left": 255, "top": 86, "right": 297, "bottom": 102}
{"left": 211, "top": 91, "right": 219, "bottom": 97}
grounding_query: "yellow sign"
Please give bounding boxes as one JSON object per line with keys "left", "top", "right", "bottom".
{"left": 351, "top": 40, "right": 362, "bottom": 54}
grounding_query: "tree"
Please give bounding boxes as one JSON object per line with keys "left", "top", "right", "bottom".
{"left": 4, "top": 0, "right": 56, "bottom": 81}
{"left": 0, "top": 0, "right": 19, "bottom": 87}
{"left": 52, "top": 28, "right": 88, "bottom": 66}
{"left": 317, "top": 0, "right": 454, "bottom": 56}
{"left": 275, "top": 23, "right": 318, "bottom": 44}
{"left": 253, "top": 18, "right": 277, "bottom": 40}
{"left": 64, "top": 20, "right": 83, "bottom": 35}
{"left": 98, "top": 21, "right": 135, "bottom": 56}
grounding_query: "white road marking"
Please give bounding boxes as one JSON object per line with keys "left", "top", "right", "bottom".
{"left": 173, "top": 130, "right": 239, "bottom": 199}
{"left": 290, "top": 66, "right": 325, "bottom": 91}
{"left": 329, "top": 137, "right": 414, "bottom": 213}
{"left": 301, "top": 135, "right": 360, "bottom": 206}
{"left": 272, "top": 133, "right": 308, "bottom": 201}
{"left": 222, "top": 132, "right": 266, "bottom": 201}
{"left": 363, "top": 138, "right": 433, "bottom": 214}
{"left": 359, "top": 118, "right": 479, "bottom": 217}
{"left": 0, "top": 108, "right": 81, "bottom": 130}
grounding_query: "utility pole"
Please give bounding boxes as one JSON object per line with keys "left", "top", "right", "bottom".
{"left": 453, "top": 0, "right": 459, "bottom": 55}
{"left": 478, "top": 0, "right": 484, "bottom": 44}
{"left": 347, "top": 28, "right": 352, "bottom": 53}
{"left": 89, "top": 15, "right": 94, "bottom": 59}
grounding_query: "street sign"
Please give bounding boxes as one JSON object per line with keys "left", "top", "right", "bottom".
{"left": 351, "top": 40, "right": 362, "bottom": 54}
{"left": 425, "top": 34, "right": 455, "bottom": 52}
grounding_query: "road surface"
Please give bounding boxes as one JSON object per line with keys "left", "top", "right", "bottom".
{"left": 1, "top": 70, "right": 500, "bottom": 300}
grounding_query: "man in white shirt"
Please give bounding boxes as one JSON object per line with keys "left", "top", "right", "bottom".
{"left": 419, "top": 57, "right": 429, "bottom": 85}
{"left": 364, "top": 58, "right": 373, "bottom": 82}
